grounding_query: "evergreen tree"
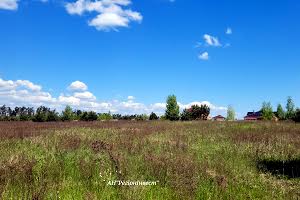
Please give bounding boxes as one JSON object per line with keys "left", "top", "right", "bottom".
{"left": 61, "top": 105, "right": 74, "bottom": 121}
{"left": 165, "top": 95, "right": 180, "bottom": 121}
{"left": 149, "top": 112, "right": 159, "bottom": 120}
{"left": 276, "top": 104, "right": 285, "bottom": 120}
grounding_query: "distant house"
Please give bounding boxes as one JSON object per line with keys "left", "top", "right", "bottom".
{"left": 244, "top": 111, "right": 263, "bottom": 121}
{"left": 212, "top": 115, "right": 226, "bottom": 121}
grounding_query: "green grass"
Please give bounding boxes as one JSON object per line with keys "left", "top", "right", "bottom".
{"left": 0, "top": 121, "right": 299, "bottom": 199}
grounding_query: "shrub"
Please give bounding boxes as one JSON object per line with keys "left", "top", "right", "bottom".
{"left": 294, "top": 109, "right": 300, "bottom": 123}
{"left": 135, "top": 114, "right": 148, "bottom": 121}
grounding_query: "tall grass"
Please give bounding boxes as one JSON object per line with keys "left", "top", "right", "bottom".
{"left": 0, "top": 121, "right": 299, "bottom": 199}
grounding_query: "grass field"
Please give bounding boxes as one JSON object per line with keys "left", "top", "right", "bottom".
{"left": 0, "top": 121, "right": 299, "bottom": 199}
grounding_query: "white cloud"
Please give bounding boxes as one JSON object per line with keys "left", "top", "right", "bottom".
{"left": 226, "top": 27, "right": 232, "bottom": 35}
{"left": 0, "top": 0, "right": 18, "bottom": 10}
{"left": 0, "top": 78, "right": 42, "bottom": 91}
{"left": 74, "top": 91, "right": 96, "bottom": 100}
{"left": 68, "top": 81, "right": 88, "bottom": 91}
{"left": 0, "top": 77, "right": 227, "bottom": 116}
{"left": 203, "top": 34, "right": 221, "bottom": 47}
{"left": 65, "top": 0, "right": 142, "bottom": 31}
{"left": 127, "top": 96, "right": 135, "bottom": 100}
{"left": 180, "top": 101, "right": 227, "bottom": 112}
{"left": 198, "top": 52, "right": 209, "bottom": 60}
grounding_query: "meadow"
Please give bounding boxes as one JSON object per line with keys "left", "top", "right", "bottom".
{"left": 0, "top": 121, "right": 299, "bottom": 199}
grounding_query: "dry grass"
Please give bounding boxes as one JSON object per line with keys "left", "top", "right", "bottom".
{"left": 0, "top": 121, "right": 299, "bottom": 199}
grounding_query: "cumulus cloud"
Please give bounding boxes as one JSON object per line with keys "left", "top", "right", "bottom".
{"left": 198, "top": 52, "right": 209, "bottom": 60}
{"left": 65, "top": 0, "right": 142, "bottom": 31}
{"left": 0, "top": 77, "right": 227, "bottom": 116}
{"left": 203, "top": 34, "right": 221, "bottom": 47}
{"left": 74, "top": 91, "right": 96, "bottom": 100}
{"left": 68, "top": 81, "right": 88, "bottom": 91}
{"left": 0, "top": 0, "right": 18, "bottom": 10}
{"left": 0, "top": 78, "right": 42, "bottom": 91}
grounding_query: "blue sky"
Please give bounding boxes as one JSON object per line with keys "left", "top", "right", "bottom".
{"left": 0, "top": 0, "right": 300, "bottom": 118}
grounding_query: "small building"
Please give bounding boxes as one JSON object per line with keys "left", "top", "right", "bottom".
{"left": 244, "top": 111, "right": 263, "bottom": 121}
{"left": 212, "top": 115, "right": 226, "bottom": 121}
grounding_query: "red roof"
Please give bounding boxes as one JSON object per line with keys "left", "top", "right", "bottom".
{"left": 213, "top": 115, "right": 225, "bottom": 119}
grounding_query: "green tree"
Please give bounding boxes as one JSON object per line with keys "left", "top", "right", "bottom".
{"left": 181, "top": 105, "right": 210, "bottom": 121}
{"left": 33, "top": 106, "right": 50, "bottom": 122}
{"left": 47, "top": 110, "right": 60, "bottom": 121}
{"left": 294, "top": 109, "right": 300, "bottom": 122}
{"left": 98, "top": 112, "right": 113, "bottom": 121}
{"left": 276, "top": 104, "right": 285, "bottom": 120}
{"left": 165, "top": 95, "right": 180, "bottom": 121}
{"left": 61, "top": 105, "right": 74, "bottom": 121}
{"left": 286, "top": 96, "right": 295, "bottom": 120}
{"left": 181, "top": 108, "right": 192, "bottom": 121}
{"left": 80, "top": 111, "right": 89, "bottom": 121}
{"left": 87, "top": 111, "right": 98, "bottom": 121}
{"left": 226, "top": 105, "right": 235, "bottom": 121}
{"left": 149, "top": 112, "right": 159, "bottom": 120}
{"left": 261, "top": 102, "right": 273, "bottom": 120}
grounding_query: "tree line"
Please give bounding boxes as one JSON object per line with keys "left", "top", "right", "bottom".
{"left": 261, "top": 96, "right": 300, "bottom": 122}
{"left": 0, "top": 105, "right": 157, "bottom": 122}
{"left": 0, "top": 95, "right": 299, "bottom": 122}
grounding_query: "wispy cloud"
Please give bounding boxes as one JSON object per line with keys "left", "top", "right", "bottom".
{"left": 198, "top": 52, "right": 209, "bottom": 60}
{"left": 203, "top": 34, "right": 221, "bottom": 47}
{"left": 226, "top": 27, "right": 232, "bottom": 35}
{"left": 65, "top": 0, "right": 142, "bottom": 31}
{"left": 0, "top": 0, "right": 18, "bottom": 10}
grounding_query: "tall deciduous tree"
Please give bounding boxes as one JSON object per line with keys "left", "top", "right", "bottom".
{"left": 286, "top": 96, "right": 295, "bottom": 120}
{"left": 261, "top": 102, "right": 273, "bottom": 120}
{"left": 165, "top": 95, "right": 180, "bottom": 121}
{"left": 226, "top": 105, "right": 235, "bottom": 121}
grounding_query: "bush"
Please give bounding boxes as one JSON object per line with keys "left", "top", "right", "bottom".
{"left": 294, "top": 109, "right": 300, "bottom": 123}
{"left": 135, "top": 114, "right": 148, "bottom": 121}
